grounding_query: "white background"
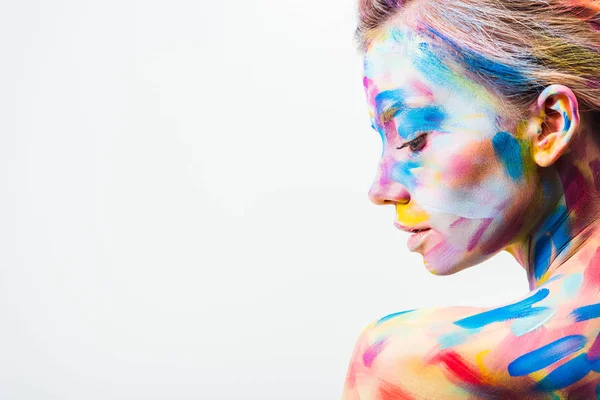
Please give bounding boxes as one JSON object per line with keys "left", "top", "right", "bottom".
{"left": 1, "top": 1, "right": 529, "bottom": 399}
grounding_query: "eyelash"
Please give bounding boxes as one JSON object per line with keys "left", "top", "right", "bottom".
{"left": 396, "top": 133, "right": 428, "bottom": 153}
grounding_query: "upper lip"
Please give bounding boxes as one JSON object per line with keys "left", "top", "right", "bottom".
{"left": 394, "top": 222, "right": 431, "bottom": 233}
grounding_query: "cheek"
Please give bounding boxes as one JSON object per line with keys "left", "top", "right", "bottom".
{"left": 411, "top": 135, "right": 525, "bottom": 220}
{"left": 436, "top": 138, "right": 498, "bottom": 188}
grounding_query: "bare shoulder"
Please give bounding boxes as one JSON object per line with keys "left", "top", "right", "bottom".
{"left": 343, "top": 272, "right": 600, "bottom": 399}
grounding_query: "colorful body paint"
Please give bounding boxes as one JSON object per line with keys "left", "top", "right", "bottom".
{"left": 375, "top": 310, "right": 415, "bottom": 326}
{"left": 571, "top": 303, "right": 600, "bottom": 322}
{"left": 454, "top": 289, "right": 549, "bottom": 330}
{"left": 343, "top": 6, "right": 600, "bottom": 398}
{"left": 363, "top": 27, "right": 539, "bottom": 275}
{"left": 492, "top": 131, "right": 524, "bottom": 181}
{"left": 534, "top": 353, "right": 592, "bottom": 391}
{"left": 507, "top": 335, "right": 587, "bottom": 376}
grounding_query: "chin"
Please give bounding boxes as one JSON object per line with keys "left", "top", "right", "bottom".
{"left": 422, "top": 259, "right": 464, "bottom": 276}
{"left": 421, "top": 247, "right": 490, "bottom": 276}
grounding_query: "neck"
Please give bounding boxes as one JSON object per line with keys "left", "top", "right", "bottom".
{"left": 506, "top": 122, "right": 600, "bottom": 289}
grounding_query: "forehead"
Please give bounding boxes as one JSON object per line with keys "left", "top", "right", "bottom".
{"left": 364, "top": 28, "right": 426, "bottom": 88}
{"left": 363, "top": 27, "right": 499, "bottom": 113}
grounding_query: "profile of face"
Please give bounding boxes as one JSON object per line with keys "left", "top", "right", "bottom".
{"left": 364, "top": 27, "right": 555, "bottom": 275}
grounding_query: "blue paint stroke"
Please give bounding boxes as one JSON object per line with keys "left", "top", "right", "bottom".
{"left": 391, "top": 159, "right": 421, "bottom": 191}
{"left": 373, "top": 88, "right": 446, "bottom": 141}
{"left": 533, "top": 240, "right": 552, "bottom": 282}
{"left": 374, "top": 90, "right": 405, "bottom": 119}
{"left": 492, "top": 131, "right": 524, "bottom": 181}
{"left": 571, "top": 303, "right": 600, "bottom": 322}
{"left": 396, "top": 106, "right": 446, "bottom": 140}
{"left": 376, "top": 310, "right": 415, "bottom": 326}
{"left": 532, "top": 205, "right": 570, "bottom": 281}
{"left": 390, "top": 28, "right": 404, "bottom": 43}
{"left": 414, "top": 42, "right": 455, "bottom": 88}
{"left": 508, "top": 335, "right": 587, "bottom": 377}
{"left": 425, "top": 27, "right": 532, "bottom": 91}
{"left": 535, "top": 353, "right": 591, "bottom": 392}
{"left": 511, "top": 308, "right": 556, "bottom": 337}
{"left": 563, "top": 111, "right": 571, "bottom": 132}
{"left": 454, "top": 289, "right": 550, "bottom": 330}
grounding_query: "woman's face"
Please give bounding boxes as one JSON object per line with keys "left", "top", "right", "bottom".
{"left": 365, "top": 27, "right": 543, "bottom": 274}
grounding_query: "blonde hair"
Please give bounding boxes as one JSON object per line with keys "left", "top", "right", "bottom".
{"left": 357, "top": 0, "right": 600, "bottom": 115}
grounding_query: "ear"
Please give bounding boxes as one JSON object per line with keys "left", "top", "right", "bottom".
{"left": 528, "top": 85, "right": 580, "bottom": 167}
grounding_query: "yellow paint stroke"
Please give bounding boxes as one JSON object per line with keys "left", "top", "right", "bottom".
{"left": 396, "top": 204, "right": 429, "bottom": 226}
{"left": 530, "top": 370, "right": 546, "bottom": 383}
{"left": 475, "top": 350, "right": 491, "bottom": 378}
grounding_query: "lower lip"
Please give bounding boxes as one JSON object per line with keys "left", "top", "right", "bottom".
{"left": 407, "top": 229, "right": 432, "bottom": 251}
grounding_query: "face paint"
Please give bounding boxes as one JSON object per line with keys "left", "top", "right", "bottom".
{"left": 364, "top": 27, "right": 541, "bottom": 274}
{"left": 345, "top": 15, "right": 600, "bottom": 399}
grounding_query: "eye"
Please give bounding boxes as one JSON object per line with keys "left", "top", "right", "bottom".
{"left": 396, "top": 133, "right": 428, "bottom": 153}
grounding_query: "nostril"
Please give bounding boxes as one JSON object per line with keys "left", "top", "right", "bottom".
{"left": 368, "top": 186, "right": 388, "bottom": 205}
{"left": 369, "top": 183, "right": 410, "bottom": 206}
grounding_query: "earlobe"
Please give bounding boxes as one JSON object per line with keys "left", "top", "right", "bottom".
{"left": 531, "top": 85, "right": 580, "bottom": 167}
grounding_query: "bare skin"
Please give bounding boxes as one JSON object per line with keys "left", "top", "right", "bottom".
{"left": 342, "top": 25, "right": 600, "bottom": 399}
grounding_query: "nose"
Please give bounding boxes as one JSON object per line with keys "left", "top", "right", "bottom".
{"left": 368, "top": 158, "right": 411, "bottom": 205}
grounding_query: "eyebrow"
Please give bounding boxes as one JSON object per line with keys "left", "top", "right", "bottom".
{"left": 374, "top": 90, "right": 406, "bottom": 125}
{"left": 373, "top": 89, "right": 447, "bottom": 140}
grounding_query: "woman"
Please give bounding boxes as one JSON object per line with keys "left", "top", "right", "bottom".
{"left": 342, "top": 0, "right": 600, "bottom": 398}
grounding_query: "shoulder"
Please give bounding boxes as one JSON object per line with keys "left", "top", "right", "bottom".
{"left": 343, "top": 277, "right": 600, "bottom": 399}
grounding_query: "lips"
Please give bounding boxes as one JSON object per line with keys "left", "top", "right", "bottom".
{"left": 394, "top": 222, "right": 431, "bottom": 233}
{"left": 407, "top": 229, "right": 433, "bottom": 251}
{"left": 394, "top": 222, "right": 433, "bottom": 251}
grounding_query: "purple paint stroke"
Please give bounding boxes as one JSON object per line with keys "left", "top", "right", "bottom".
{"left": 363, "top": 339, "right": 387, "bottom": 368}
{"left": 467, "top": 218, "right": 493, "bottom": 251}
{"left": 450, "top": 217, "right": 468, "bottom": 229}
{"left": 586, "top": 332, "right": 600, "bottom": 362}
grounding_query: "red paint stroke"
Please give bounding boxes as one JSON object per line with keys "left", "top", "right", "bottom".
{"left": 345, "top": 362, "right": 357, "bottom": 388}
{"left": 346, "top": 332, "right": 372, "bottom": 388}
{"left": 363, "top": 339, "right": 387, "bottom": 368}
{"left": 429, "top": 350, "right": 486, "bottom": 386}
{"left": 429, "top": 350, "right": 523, "bottom": 399}
{"left": 377, "top": 380, "right": 416, "bottom": 400}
